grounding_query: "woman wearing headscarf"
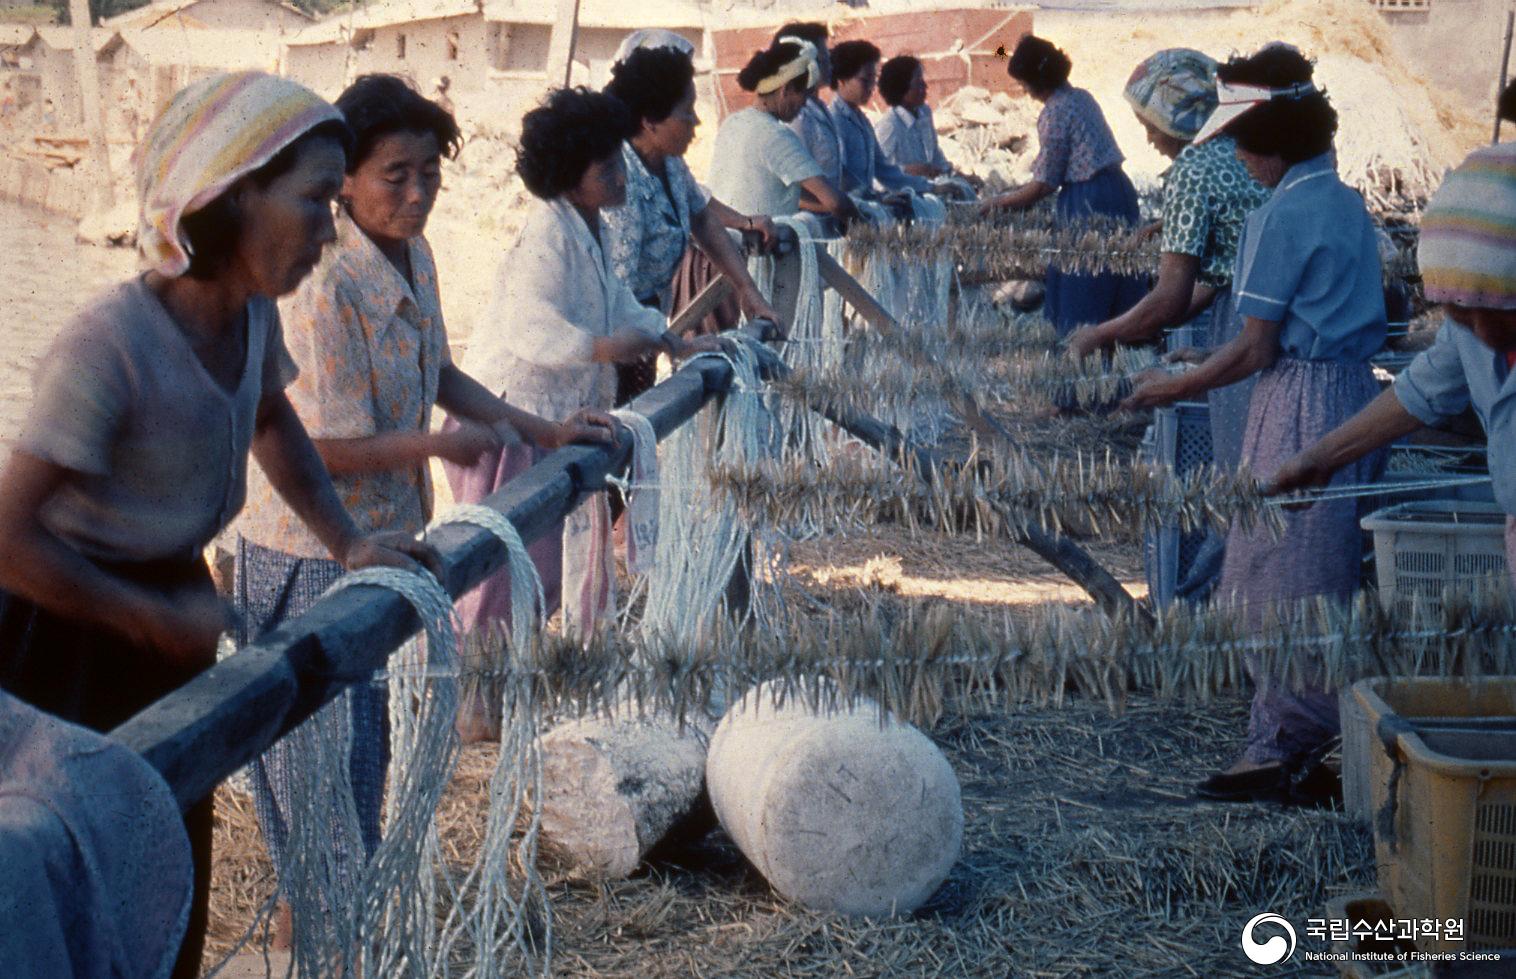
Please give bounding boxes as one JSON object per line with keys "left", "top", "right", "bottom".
{"left": 1125, "top": 46, "right": 1388, "bottom": 803}
{"left": 981, "top": 35, "right": 1147, "bottom": 336}
{"left": 450, "top": 88, "right": 723, "bottom": 641}
{"left": 1068, "top": 49, "right": 1270, "bottom": 602}
{"left": 1273, "top": 142, "right": 1516, "bottom": 582}
{"left": 602, "top": 45, "right": 781, "bottom": 406}
{"left": 232, "top": 74, "right": 616, "bottom": 943}
{"left": 0, "top": 71, "right": 437, "bottom": 977}
{"left": 708, "top": 40, "right": 858, "bottom": 228}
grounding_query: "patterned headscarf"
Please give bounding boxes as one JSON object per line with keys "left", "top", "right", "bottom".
{"left": 134, "top": 71, "right": 343, "bottom": 277}
{"left": 1419, "top": 141, "right": 1516, "bottom": 310}
{"left": 1124, "top": 48, "right": 1218, "bottom": 142}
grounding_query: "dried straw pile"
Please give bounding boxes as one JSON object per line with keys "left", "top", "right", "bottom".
{"left": 208, "top": 696, "right": 1374, "bottom": 977}
{"left": 991, "top": 0, "right": 1485, "bottom": 210}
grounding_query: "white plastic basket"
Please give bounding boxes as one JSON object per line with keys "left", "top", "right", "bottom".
{"left": 1360, "top": 500, "right": 1509, "bottom": 616}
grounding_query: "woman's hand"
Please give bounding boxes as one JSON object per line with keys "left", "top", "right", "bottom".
{"left": 1130, "top": 220, "right": 1163, "bottom": 246}
{"left": 1265, "top": 447, "right": 1337, "bottom": 498}
{"left": 1163, "top": 346, "right": 1209, "bottom": 366}
{"left": 551, "top": 407, "right": 618, "bottom": 447}
{"left": 744, "top": 215, "right": 780, "bottom": 254}
{"left": 338, "top": 530, "right": 444, "bottom": 578}
{"left": 1121, "top": 368, "right": 1186, "bottom": 411}
{"left": 434, "top": 419, "right": 501, "bottom": 466}
{"left": 137, "top": 589, "right": 238, "bottom": 668}
{"left": 737, "top": 285, "right": 783, "bottom": 334}
{"left": 977, "top": 194, "right": 1008, "bottom": 217}
{"left": 1065, "top": 325, "right": 1107, "bottom": 360}
{"left": 671, "top": 334, "right": 726, "bottom": 360}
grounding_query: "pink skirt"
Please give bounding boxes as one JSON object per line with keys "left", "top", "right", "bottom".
{"left": 441, "top": 429, "right": 562, "bottom": 634}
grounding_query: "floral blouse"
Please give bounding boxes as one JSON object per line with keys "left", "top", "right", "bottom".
{"left": 602, "top": 141, "right": 709, "bottom": 308}
{"left": 1161, "top": 134, "right": 1270, "bottom": 288}
{"left": 236, "top": 210, "right": 451, "bottom": 558}
{"left": 1031, "top": 85, "right": 1124, "bottom": 188}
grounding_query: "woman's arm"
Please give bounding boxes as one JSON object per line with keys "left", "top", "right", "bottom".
{"left": 797, "top": 175, "right": 859, "bottom": 223}
{"left": 436, "top": 362, "right": 613, "bottom": 449}
{"left": 1268, "top": 389, "right": 1423, "bottom": 493}
{"left": 704, "top": 197, "right": 780, "bottom": 253}
{"left": 0, "top": 452, "right": 231, "bottom": 663}
{"left": 251, "top": 390, "right": 438, "bottom": 572}
{"left": 1123, "top": 315, "right": 1282, "bottom": 409}
{"left": 979, "top": 180, "right": 1054, "bottom": 214}
{"left": 1067, "top": 253, "right": 1201, "bottom": 358}
{"left": 690, "top": 205, "right": 782, "bottom": 327}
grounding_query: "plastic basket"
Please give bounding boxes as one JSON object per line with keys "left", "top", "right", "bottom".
{"left": 1348, "top": 677, "right": 1516, "bottom": 953}
{"left": 1359, "top": 500, "right": 1507, "bottom": 617}
{"left": 1142, "top": 402, "right": 1212, "bottom": 607}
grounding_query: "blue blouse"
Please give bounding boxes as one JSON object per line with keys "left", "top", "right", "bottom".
{"left": 1395, "top": 318, "right": 1516, "bottom": 515}
{"left": 1232, "top": 154, "right": 1386, "bottom": 362}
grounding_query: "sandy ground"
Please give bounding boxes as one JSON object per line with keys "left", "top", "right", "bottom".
{"left": 0, "top": 202, "right": 138, "bottom": 454}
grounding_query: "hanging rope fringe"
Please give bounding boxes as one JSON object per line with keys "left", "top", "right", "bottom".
{"left": 370, "top": 586, "right": 1516, "bottom": 732}
{"left": 845, "top": 213, "right": 1419, "bottom": 285}
{"left": 264, "top": 565, "right": 461, "bottom": 977}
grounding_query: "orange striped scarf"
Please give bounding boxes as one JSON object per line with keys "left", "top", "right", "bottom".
{"left": 134, "top": 71, "right": 342, "bottom": 277}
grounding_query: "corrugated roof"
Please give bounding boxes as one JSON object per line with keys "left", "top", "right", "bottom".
{"left": 118, "top": 27, "right": 280, "bottom": 68}
{"left": 0, "top": 25, "right": 39, "bottom": 47}
{"left": 103, "top": 0, "right": 313, "bottom": 29}
{"left": 35, "top": 27, "right": 122, "bottom": 53}
{"left": 284, "top": 0, "right": 480, "bottom": 46}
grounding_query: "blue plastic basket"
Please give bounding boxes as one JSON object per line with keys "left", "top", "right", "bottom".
{"left": 1142, "top": 402, "right": 1214, "bottom": 608}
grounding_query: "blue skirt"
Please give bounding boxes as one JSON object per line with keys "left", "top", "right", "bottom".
{"left": 1045, "top": 166, "right": 1147, "bottom": 337}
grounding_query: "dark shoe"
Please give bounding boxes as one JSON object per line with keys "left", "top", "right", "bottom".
{"left": 1195, "top": 764, "right": 1289, "bottom": 802}
{"left": 1285, "top": 760, "right": 1343, "bottom": 808}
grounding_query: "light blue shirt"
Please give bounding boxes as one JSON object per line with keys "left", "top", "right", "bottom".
{"left": 788, "top": 95, "right": 843, "bottom": 188}
{"left": 1395, "top": 318, "right": 1516, "bottom": 514}
{"left": 874, "top": 104, "right": 949, "bottom": 174}
{"left": 828, "top": 97, "right": 929, "bottom": 196}
{"left": 1232, "top": 153, "right": 1386, "bottom": 362}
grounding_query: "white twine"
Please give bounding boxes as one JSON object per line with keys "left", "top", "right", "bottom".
{"left": 638, "top": 335, "right": 776, "bottom": 650}
{"left": 424, "top": 504, "right": 550, "bottom": 977}
{"left": 265, "top": 564, "right": 461, "bottom": 977}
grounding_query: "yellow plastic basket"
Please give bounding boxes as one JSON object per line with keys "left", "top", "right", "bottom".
{"left": 1350, "top": 677, "right": 1516, "bottom": 953}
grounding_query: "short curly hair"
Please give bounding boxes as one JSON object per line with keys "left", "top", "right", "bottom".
{"left": 605, "top": 46, "right": 695, "bottom": 130}
{"left": 830, "top": 40, "right": 881, "bottom": 87}
{"left": 877, "top": 55, "right": 921, "bottom": 107}
{"left": 1007, "top": 35, "right": 1071, "bottom": 93}
{"left": 516, "top": 87, "right": 634, "bottom": 200}
{"left": 335, "top": 73, "right": 461, "bottom": 173}
{"left": 1216, "top": 45, "right": 1337, "bottom": 165}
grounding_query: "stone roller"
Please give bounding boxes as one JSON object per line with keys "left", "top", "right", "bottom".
{"left": 706, "top": 681, "right": 963, "bottom": 916}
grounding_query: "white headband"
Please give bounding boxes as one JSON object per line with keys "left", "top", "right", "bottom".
{"left": 1193, "top": 78, "right": 1320, "bottom": 144}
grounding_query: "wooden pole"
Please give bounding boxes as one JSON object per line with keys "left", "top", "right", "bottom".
{"left": 812, "top": 248, "right": 1018, "bottom": 447}
{"left": 545, "top": 0, "right": 582, "bottom": 88}
{"left": 66, "top": 0, "right": 113, "bottom": 212}
{"left": 1496, "top": 9, "right": 1514, "bottom": 144}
